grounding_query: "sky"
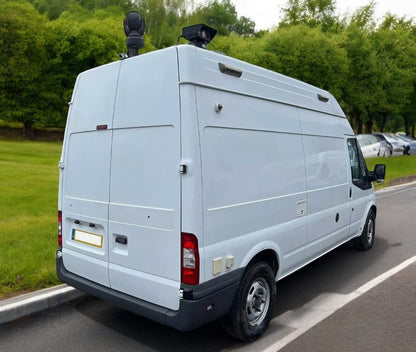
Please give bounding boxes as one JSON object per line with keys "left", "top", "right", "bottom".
{"left": 194, "top": 0, "right": 416, "bottom": 31}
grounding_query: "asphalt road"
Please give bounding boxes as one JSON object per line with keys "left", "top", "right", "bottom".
{"left": 1, "top": 183, "right": 415, "bottom": 352}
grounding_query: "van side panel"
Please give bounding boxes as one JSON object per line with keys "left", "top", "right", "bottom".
{"left": 107, "top": 48, "right": 181, "bottom": 310}
{"left": 195, "top": 87, "right": 308, "bottom": 280}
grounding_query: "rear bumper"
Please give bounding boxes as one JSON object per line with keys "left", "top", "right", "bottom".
{"left": 56, "top": 251, "right": 242, "bottom": 331}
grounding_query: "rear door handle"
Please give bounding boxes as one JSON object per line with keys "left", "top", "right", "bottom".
{"left": 115, "top": 235, "right": 128, "bottom": 245}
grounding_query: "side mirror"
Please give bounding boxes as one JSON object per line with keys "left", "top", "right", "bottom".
{"left": 369, "top": 164, "right": 386, "bottom": 183}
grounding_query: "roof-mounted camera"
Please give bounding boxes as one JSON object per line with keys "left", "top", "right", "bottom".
{"left": 123, "top": 11, "right": 145, "bottom": 57}
{"left": 181, "top": 24, "right": 217, "bottom": 49}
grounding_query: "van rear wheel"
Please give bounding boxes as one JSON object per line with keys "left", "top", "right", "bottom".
{"left": 225, "top": 262, "right": 276, "bottom": 342}
{"left": 355, "top": 209, "right": 375, "bottom": 250}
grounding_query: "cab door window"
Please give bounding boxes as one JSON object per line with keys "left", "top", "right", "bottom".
{"left": 347, "top": 138, "right": 371, "bottom": 190}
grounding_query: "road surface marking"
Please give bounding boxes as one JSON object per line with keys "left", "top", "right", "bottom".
{"left": 262, "top": 255, "right": 416, "bottom": 352}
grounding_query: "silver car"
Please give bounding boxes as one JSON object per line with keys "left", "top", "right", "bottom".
{"left": 396, "top": 134, "right": 416, "bottom": 155}
{"left": 373, "top": 133, "right": 409, "bottom": 156}
{"left": 356, "top": 134, "right": 383, "bottom": 158}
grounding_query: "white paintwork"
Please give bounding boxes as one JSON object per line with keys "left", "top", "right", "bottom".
{"left": 59, "top": 44, "right": 376, "bottom": 313}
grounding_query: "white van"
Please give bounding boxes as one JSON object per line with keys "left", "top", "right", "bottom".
{"left": 56, "top": 41, "right": 385, "bottom": 341}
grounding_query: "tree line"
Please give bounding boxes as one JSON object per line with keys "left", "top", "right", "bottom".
{"left": 1, "top": 0, "right": 415, "bottom": 137}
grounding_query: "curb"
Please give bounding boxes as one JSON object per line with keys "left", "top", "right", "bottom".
{"left": 0, "top": 284, "right": 86, "bottom": 324}
{"left": 387, "top": 174, "right": 416, "bottom": 187}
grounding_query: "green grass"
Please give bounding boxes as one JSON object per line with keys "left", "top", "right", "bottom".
{"left": 365, "top": 155, "right": 416, "bottom": 188}
{"left": 0, "top": 138, "right": 62, "bottom": 298}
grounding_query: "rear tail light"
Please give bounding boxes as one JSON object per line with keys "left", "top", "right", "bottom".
{"left": 58, "top": 210, "right": 62, "bottom": 247}
{"left": 181, "top": 232, "right": 199, "bottom": 285}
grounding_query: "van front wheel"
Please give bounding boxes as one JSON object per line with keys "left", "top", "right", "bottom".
{"left": 355, "top": 210, "right": 375, "bottom": 250}
{"left": 225, "top": 262, "right": 276, "bottom": 342}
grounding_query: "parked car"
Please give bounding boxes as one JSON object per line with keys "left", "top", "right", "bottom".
{"left": 373, "top": 133, "right": 409, "bottom": 156}
{"left": 356, "top": 134, "right": 382, "bottom": 158}
{"left": 378, "top": 138, "right": 391, "bottom": 157}
{"left": 396, "top": 134, "right": 416, "bottom": 155}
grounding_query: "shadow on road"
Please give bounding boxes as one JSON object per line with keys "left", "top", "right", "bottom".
{"left": 72, "top": 237, "right": 393, "bottom": 351}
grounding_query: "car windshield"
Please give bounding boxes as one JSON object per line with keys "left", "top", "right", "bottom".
{"left": 398, "top": 135, "right": 414, "bottom": 142}
{"left": 357, "top": 134, "right": 378, "bottom": 146}
{"left": 385, "top": 133, "right": 401, "bottom": 141}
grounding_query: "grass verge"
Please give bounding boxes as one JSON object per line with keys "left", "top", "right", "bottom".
{"left": 365, "top": 155, "right": 416, "bottom": 188}
{"left": 0, "top": 138, "right": 62, "bottom": 298}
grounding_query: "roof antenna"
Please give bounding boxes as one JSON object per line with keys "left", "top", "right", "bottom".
{"left": 123, "top": 11, "right": 145, "bottom": 57}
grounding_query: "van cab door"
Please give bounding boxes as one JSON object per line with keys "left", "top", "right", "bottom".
{"left": 347, "top": 138, "right": 374, "bottom": 237}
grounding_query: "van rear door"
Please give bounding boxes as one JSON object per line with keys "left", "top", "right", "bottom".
{"left": 61, "top": 62, "right": 120, "bottom": 287}
{"left": 107, "top": 48, "right": 182, "bottom": 310}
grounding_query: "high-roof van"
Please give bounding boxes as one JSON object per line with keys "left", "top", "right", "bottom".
{"left": 56, "top": 30, "right": 385, "bottom": 341}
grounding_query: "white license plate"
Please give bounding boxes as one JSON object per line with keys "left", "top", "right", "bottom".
{"left": 72, "top": 229, "right": 103, "bottom": 248}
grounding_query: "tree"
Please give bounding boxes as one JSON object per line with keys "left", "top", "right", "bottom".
{"left": 130, "top": 0, "right": 189, "bottom": 48}
{"left": 190, "top": 0, "right": 255, "bottom": 37}
{"left": 259, "top": 25, "right": 348, "bottom": 100}
{"left": 336, "top": 3, "right": 384, "bottom": 133}
{"left": 192, "top": 0, "right": 238, "bottom": 35}
{"left": 349, "top": 1, "right": 376, "bottom": 32}
{"left": 45, "top": 6, "right": 156, "bottom": 125}
{"left": 30, "top": 0, "right": 71, "bottom": 20}
{"left": 370, "top": 20, "right": 416, "bottom": 132}
{"left": 281, "top": 0, "right": 340, "bottom": 31}
{"left": 30, "top": 0, "right": 132, "bottom": 19}
{"left": 231, "top": 16, "right": 255, "bottom": 37}
{"left": 210, "top": 33, "right": 258, "bottom": 63}
{"left": 340, "top": 23, "right": 378, "bottom": 133}
{"left": 0, "top": 2, "right": 49, "bottom": 137}
{"left": 402, "top": 90, "right": 416, "bottom": 137}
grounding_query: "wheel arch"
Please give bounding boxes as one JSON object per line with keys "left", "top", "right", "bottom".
{"left": 371, "top": 204, "right": 377, "bottom": 217}
{"left": 365, "top": 203, "right": 377, "bottom": 227}
{"left": 241, "top": 245, "right": 279, "bottom": 279}
{"left": 355, "top": 202, "right": 377, "bottom": 239}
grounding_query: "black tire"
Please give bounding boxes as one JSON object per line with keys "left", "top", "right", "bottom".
{"left": 404, "top": 146, "right": 411, "bottom": 155}
{"left": 355, "top": 209, "right": 376, "bottom": 250}
{"left": 225, "top": 261, "right": 276, "bottom": 342}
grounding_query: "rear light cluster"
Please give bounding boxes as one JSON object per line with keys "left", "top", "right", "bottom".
{"left": 58, "top": 210, "right": 62, "bottom": 247}
{"left": 181, "top": 232, "right": 199, "bottom": 285}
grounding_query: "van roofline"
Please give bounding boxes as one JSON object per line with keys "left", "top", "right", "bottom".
{"left": 175, "top": 45, "right": 346, "bottom": 118}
